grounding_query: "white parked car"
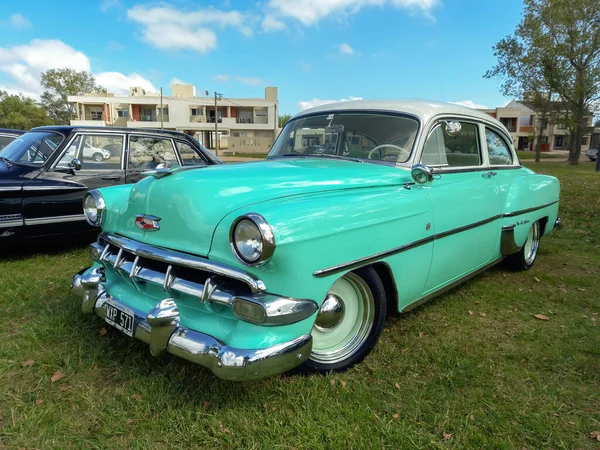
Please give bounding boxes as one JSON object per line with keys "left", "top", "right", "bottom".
{"left": 585, "top": 148, "right": 598, "bottom": 161}
{"left": 67, "top": 142, "right": 112, "bottom": 162}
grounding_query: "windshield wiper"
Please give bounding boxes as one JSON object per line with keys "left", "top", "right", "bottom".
{"left": 0, "top": 156, "right": 13, "bottom": 168}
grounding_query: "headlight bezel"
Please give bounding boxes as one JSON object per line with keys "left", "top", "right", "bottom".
{"left": 83, "top": 190, "right": 106, "bottom": 227}
{"left": 229, "top": 213, "right": 275, "bottom": 267}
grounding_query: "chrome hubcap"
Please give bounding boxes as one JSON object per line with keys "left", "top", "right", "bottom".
{"left": 310, "top": 272, "right": 375, "bottom": 364}
{"left": 314, "top": 294, "right": 345, "bottom": 331}
{"left": 524, "top": 221, "right": 540, "bottom": 265}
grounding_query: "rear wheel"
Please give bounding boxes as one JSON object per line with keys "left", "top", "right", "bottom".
{"left": 300, "top": 267, "right": 387, "bottom": 374}
{"left": 504, "top": 220, "right": 541, "bottom": 271}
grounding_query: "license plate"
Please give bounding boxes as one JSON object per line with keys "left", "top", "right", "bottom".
{"left": 105, "top": 299, "right": 135, "bottom": 337}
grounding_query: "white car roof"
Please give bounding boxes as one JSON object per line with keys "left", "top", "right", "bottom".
{"left": 294, "top": 99, "right": 501, "bottom": 128}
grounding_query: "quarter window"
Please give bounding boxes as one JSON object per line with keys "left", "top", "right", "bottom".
{"left": 57, "top": 134, "right": 123, "bottom": 170}
{"left": 176, "top": 141, "right": 206, "bottom": 166}
{"left": 128, "top": 136, "right": 178, "bottom": 170}
{"left": 421, "top": 122, "right": 481, "bottom": 167}
{"left": 485, "top": 129, "right": 513, "bottom": 165}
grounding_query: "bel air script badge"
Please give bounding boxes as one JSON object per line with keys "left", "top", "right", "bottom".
{"left": 135, "top": 214, "right": 161, "bottom": 231}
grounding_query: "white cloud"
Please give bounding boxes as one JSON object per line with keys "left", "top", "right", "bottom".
{"left": 338, "top": 43, "right": 354, "bottom": 55}
{"left": 450, "top": 100, "right": 489, "bottom": 110}
{"left": 298, "top": 96, "right": 363, "bottom": 111}
{"left": 100, "top": 0, "right": 121, "bottom": 12}
{"left": 213, "top": 74, "right": 231, "bottom": 82}
{"left": 10, "top": 13, "right": 31, "bottom": 29}
{"left": 0, "top": 39, "right": 154, "bottom": 99}
{"left": 265, "top": 0, "right": 438, "bottom": 27}
{"left": 127, "top": 4, "right": 254, "bottom": 53}
{"left": 95, "top": 72, "right": 157, "bottom": 96}
{"left": 262, "top": 14, "right": 286, "bottom": 32}
{"left": 235, "top": 76, "right": 266, "bottom": 86}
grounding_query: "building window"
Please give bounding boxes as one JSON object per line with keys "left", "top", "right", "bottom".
{"left": 582, "top": 137, "right": 588, "bottom": 146}
{"left": 555, "top": 136, "right": 564, "bottom": 147}
{"left": 191, "top": 108, "right": 202, "bottom": 116}
{"left": 117, "top": 110, "right": 129, "bottom": 118}
{"left": 541, "top": 136, "right": 548, "bottom": 144}
{"left": 499, "top": 117, "right": 516, "bottom": 132}
{"left": 89, "top": 110, "right": 103, "bottom": 120}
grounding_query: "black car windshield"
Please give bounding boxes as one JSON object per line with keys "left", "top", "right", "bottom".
{"left": 0, "top": 131, "right": 64, "bottom": 165}
{"left": 268, "top": 112, "right": 419, "bottom": 164}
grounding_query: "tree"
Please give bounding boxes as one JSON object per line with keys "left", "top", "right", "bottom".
{"left": 486, "top": 0, "right": 600, "bottom": 165}
{"left": 40, "top": 69, "right": 104, "bottom": 125}
{"left": 0, "top": 91, "right": 53, "bottom": 129}
{"left": 279, "top": 113, "right": 292, "bottom": 128}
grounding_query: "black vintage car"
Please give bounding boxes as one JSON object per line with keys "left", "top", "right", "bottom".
{"left": 0, "top": 128, "right": 26, "bottom": 151}
{"left": 0, "top": 126, "right": 221, "bottom": 245}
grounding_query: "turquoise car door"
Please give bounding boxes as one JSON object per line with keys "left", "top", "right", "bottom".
{"left": 419, "top": 121, "right": 502, "bottom": 293}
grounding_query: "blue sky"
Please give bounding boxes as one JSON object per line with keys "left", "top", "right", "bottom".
{"left": 0, "top": 0, "right": 525, "bottom": 114}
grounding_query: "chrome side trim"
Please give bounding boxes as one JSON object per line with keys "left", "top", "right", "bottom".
{"left": 314, "top": 214, "right": 502, "bottom": 278}
{"left": 0, "top": 186, "right": 22, "bottom": 192}
{"left": 24, "top": 214, "right": 86, "bottom": 225}
{"left": 501, "top": 225, "right": 522, "bottom": 256}
{"left": 22, "top": 185, "right": 83, "bottom": 191}
{"left": 503, "top": 200, "right": 559, "bottom": 218}
{"left": 101, "top": 233, "right": 267, "bottom": 292}
{"left": 402, "top": 258, "right": 502, "bottom": 312}
{"left": 0, "top": 219, "right": 23, "bottom": 228}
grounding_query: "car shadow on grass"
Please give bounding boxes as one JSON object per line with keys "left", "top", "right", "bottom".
{"left": 0, "top": 233, "right": 95, "bottom": 261}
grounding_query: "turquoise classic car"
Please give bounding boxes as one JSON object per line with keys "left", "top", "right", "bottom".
{"left": 71, "top": 100, "right": 561, "bottom": 380}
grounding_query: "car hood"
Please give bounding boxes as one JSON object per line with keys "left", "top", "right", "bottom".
{"left": 113, "top": 158, "right": 412, "bottom": 256}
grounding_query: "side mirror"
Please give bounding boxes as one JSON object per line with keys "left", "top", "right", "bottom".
{"left": 444, "top": 121, "right": 462, "bottom": 136}
{"left": 70, "top": 159, "right": 82, "bottom": 171}
{"left": 411, "top": 164, "right": 434, "bottom": 184}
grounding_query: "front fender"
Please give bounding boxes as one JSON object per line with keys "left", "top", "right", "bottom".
{"left": 209, "top": 185, "right": 433, "bottom": 308}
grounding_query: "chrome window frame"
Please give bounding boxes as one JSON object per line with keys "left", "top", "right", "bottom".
{"left": 125, "top": 134, "right": 181, "bottom": 170}
{"left": 483, "top": 125, "right": 518, "bottom": 168}
{"left": 174, "top": 138, "right": 209, "bottom": 166}
{"left": 416, "top": 116, "right": 485, "bottom": 172}
{"left": 50, "top": 132, "right": 127, "bottom": 171}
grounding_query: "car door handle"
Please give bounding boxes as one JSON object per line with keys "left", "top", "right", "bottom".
{"left": 101, "top": 176, "right": 121, "bottom": 181}
{"left": 481, "top": 171, "right": 497, "bottom": 178}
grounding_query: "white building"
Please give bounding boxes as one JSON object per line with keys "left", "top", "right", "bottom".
{"left": 68, "top": 84, "right": 280, "bottom": 153}
{"left": 480, "top": 100, "right": 599, "bottom": 152}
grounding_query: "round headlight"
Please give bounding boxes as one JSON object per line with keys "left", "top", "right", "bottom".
{"left": 230, "top": 214, "right": 275, "bottom": 266}
{"left": 83, "top": 190, "right": 105, "bottom": 226}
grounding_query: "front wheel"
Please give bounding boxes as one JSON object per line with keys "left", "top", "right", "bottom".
{"left": 300, "top": 267, "right": 387, "bottom": 374}
{"left": 92, "top": 152, "right": 103, "bottom": 162}
{"left": 504, "top": 220, "right": 541, "bottom": 271}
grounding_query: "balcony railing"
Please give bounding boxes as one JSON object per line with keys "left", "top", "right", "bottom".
{"left": 190, "top": 115, "right": 206, "bottom": 123}
{"left": 140, "top": 115, "right": 169, "bottom": 122}
{"left": 236, "top": 118, "right": 254, "bottom": 124}
{"left": 83, "top": 113, "right": 104, "bottom": 121}
{"left": 208, "top": 117, "right": 223, "bottom": 123}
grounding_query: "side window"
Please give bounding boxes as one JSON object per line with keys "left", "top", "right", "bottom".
{"left": 129, "top": 136, "right": 178, "bottom": 170}
{"left": 486, "top": 129, "right": 514, "bottom": 165}
{"left": 57, "top": 134, "right": 123, "bottom": 170}
{"left": 176, "top": 141, "right": 206, "bottom": 166}
{"left": 421, "top": 122, "right": 481, "bottom": 167}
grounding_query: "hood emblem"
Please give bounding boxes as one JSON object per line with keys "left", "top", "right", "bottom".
{"left": 135, "top": 214, "right": 161, "bottom": 231}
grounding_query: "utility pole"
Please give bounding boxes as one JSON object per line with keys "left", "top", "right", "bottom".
{"left": 214, "top": 91, "right": 218, "bottom": 156}
{"left": 211, "top": 91, "right": 223, "bottom": 156}
{"left": 160, "top": 87, "right": 163, "bottom": 129}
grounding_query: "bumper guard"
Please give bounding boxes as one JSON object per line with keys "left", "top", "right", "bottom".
{"left": 72, "top": 269, "right": 312, "bottom": 381}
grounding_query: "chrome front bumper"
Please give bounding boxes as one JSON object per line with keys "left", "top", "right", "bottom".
{"left": 72, "top": 269, "right": 313, "bottom": 381}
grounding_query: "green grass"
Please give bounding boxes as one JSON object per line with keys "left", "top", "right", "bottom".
{"left": 517, "top": 150, "right": 568, "bottom": 160}
{"left": 220, "top": 151, "right": 268, "bottom": 159}
{"left": 1, "top": 163, "right": 599, "bottom": 449}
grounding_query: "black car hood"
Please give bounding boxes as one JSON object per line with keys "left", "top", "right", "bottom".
{"left": 0, "top": 162, "right": 41, "bottom": 188}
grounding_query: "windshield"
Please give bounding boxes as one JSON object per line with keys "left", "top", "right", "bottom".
{"left": 0, "top": 131, "right": 64, "bottom": 165}
{"left": 268, "top": 112, "right": 419, "bottom": 164}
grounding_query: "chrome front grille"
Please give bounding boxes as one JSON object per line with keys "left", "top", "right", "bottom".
{"left": 92, "top": 233, "right": 265, "bottom": 306}
{"left": 88, "top": 233, "right": 318, "bottom": 326}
